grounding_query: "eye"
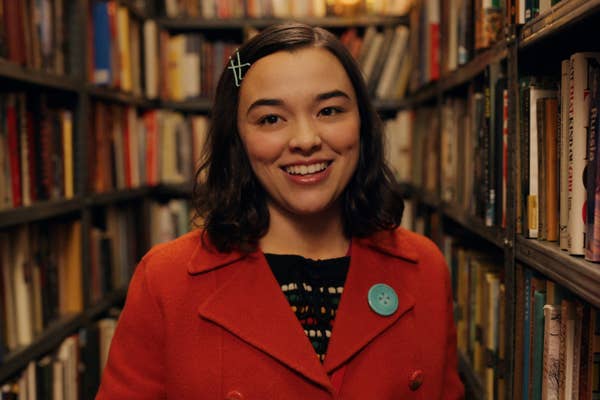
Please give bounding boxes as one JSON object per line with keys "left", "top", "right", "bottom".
{"left": 258, "top": 114, "right": 281, "bottom": 125}
{"left": 319, "top": 107, "right": 343, "bottom": 117}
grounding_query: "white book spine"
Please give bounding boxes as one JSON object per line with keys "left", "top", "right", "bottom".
{"left": 542, "top": 305, "right": 560, "bottom": 400}
{"left": 567, "top": 53, "right": 600, "bottom": 255}
{"left": 560, "top": 59, "right": 570, "bottom": 250}
{"left": 13, "top": 227, "right": 33, "bottom": 347}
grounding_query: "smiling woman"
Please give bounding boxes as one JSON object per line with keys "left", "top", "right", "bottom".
{"left": 96, "top": 23, "right": 465, "bottom": 400}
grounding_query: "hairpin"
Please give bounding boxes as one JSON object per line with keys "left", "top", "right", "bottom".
{"left": 228, "top": 50, "right": 251, "bottom": 87}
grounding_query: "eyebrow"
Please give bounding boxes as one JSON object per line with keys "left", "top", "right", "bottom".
{"left": 245, "top": 90, "right": 352, "bottom": 116}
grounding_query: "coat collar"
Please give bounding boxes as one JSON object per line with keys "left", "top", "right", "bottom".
{"left": 186, "top": 228, "right": 419, "bottom": 275}
{"left": 188, "top": 229, "right": 419, "bottom": 392}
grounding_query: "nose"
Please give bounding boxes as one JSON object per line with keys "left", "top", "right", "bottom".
{"left": 288, "top": 118, "right": 322, "bottom": 154}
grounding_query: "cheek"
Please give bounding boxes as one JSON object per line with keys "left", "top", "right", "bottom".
{"left": 323, "top": 118, "right": 361, "bottom": 153}
{"left": 241, "top": 132, "right": 286, "bottom": 167}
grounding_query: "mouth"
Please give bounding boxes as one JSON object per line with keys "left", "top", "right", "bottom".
{"left": 282, "top": 161, "right": 332, "bottom": 176}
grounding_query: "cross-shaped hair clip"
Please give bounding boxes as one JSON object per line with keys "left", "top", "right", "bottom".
{"left": 228, "top": 50, "right": 251, "bottom": 87}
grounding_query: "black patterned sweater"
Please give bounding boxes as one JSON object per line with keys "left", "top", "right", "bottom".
{"left": 264, "top": 253, "right": 350, "bottom": 363}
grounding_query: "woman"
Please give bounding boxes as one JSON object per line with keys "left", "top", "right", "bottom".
{"left": 97, "top": 23, "right": 464, "bottom": 399}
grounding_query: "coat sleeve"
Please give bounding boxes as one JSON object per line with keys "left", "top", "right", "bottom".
{"left": 96, "top": 257, "right": 166, "bottom": 399}
{"left": 441, "top": 262, "right": 465, "bottom": 400}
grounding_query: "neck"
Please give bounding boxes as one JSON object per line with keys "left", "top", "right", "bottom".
{"left": 260, "top": 201, "right": 350, "bottom": 260}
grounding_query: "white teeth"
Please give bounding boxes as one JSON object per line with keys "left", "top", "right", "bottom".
{"left": 285, "top": 162, "right": 328, "bottom": 176}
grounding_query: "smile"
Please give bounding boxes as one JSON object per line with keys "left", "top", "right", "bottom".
{"left": 283, "top": 162, "right": 331, "bottom": 176}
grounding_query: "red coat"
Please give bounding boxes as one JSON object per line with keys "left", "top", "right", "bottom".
{"left": 96, "top": 228, "right": 464, "bottom": 399}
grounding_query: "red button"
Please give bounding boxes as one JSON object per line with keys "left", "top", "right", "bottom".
{"left": 225, "top": 390, "right": 244, "bottom": 400}
{"left": 409, "top": 369, "right": 424, "bottom": 391}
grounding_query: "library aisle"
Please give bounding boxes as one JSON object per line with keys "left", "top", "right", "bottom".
{"left": 0, "top": 0, "right": 599, "bottom": 399}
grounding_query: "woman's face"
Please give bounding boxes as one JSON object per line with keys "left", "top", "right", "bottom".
{"left": 237, "top": 47, "right": 360, "bottom": 217}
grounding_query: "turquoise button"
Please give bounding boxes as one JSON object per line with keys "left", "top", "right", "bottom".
{"left": 368, "top": 284, "right": 398, "bottom": 316}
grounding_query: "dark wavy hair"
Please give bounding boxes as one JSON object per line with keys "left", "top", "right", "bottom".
{"left": 193, "top": 22, "right": 404, "bottom": 253}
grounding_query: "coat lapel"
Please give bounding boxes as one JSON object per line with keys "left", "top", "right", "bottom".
{"left": 193, "top": 251, "right": 333, "bottom": 392}
{"left": 322, "top": 232, "right": 419, "bottom": 374}
{"left": 189, "top": 228, "right": 419, "bottom": 388}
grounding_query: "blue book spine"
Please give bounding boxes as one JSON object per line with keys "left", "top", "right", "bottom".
{"left": 532, "top": 290, "right": 546, "bottom": 400}
{"left": 92, "top": 2, "right": 111, "bottom": 85}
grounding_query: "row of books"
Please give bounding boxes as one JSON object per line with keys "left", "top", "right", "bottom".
{"left": 351, "top": 25, "right": 412, "bottom": 100}
{"left": 0, "top": 93, "right": 74, "bottom": 211}
{"left": 404, "top": 106, "right": 440, "bottom": 198}
{"left": 148, "top": 199, "right": 192, "bottom": 247}
{"left": 445, "top": 239, "right": 506, "bottom": 399}
{"left": 518, "top": 52, "right": 600, "bottom": 261}
{"left": 89, "top": 0, "right": 144, "bottom": 96}
{"left": 513, "top": 264, "right": 600, "bottom": 400}
{"left": 89, "top": 205, "right": 142, "bottom": 304}
{"left": 411, "top": 0, "right": 504, "bottom": 86}
{"left": 0, "top": 221, "right": 83, "bottom": 359}
{"left": 440, "top": 0, "right": 504, "bottom": 74}
{"left": 160, "top": 0, "right": 410, "bottom": 19}
{"left": 89, "top": 102, "right": 208, "bottom": 193}
{"left": 155, "top": 29, "right": 239, "bottom": 101}
{"left": 384, "top": 110, "right": 412, "bottom": 183}
{"left": 0, "top": 316, "right": 119, "bottom": 400}
{"left": 0, "top": 197, "right": 192, "bottom": 364}
{"left": 0, "top": 0, "right": 73, "bottom": 75}
{"left": 89, "top": 200, "right": 192, "bottom": 303}
{"left": 519, "top": 0, "right": 563, "bottom": 24}
{"left": 393, "top": 62, "right": 509, "bottom": 229}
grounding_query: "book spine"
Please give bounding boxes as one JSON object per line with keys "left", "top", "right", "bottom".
{"left": 6, "top": 95, "right": 22, "bottom": 208}
{"left": 585, "top": 61, "right": 600, "bottom": 261}
{"left": 542, "top": 304, "right": 561, "bottom": 400}
{"left": 568, "top": 53, "right": 600, "bottom": 255}
{"left": 523, "top": 268, "right": 533, "bottom": 400}
{"left": 545, "top": 98, "right": 559, "bottom": 241}
{"left": 532, "top": 290, "right": 546, "bottom": 399}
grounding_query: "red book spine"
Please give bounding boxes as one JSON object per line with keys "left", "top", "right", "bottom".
{"left": 6, "top": 99, "right": 22, "bottom": 207}
{"left": 429, "top": 22, "right": 440, "bottom": 81}
{"left": 26, "top": 110, "right": 37, "bottom": 203}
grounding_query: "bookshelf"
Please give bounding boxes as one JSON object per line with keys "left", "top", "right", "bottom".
{"left": 2, "top": 0, "right": 598, "bottom": 397}
{"left": 0, "top": 1, "right": 410, "bottom": 395}
{"left": 394, "top": 0, "right": 600, "bottom": 398}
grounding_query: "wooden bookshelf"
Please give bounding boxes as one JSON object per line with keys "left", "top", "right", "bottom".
{"left": 0, "top": 199, "right": 83, "bottom": 229}
{"left": 442, "top": 203, "right": 507, "bottom": 250}
{"left": 86, "top": 85, "right": 154, "bottom": 108}
{"left": 458, "top": 352, "right": 485, "bottom": 400}
{"left": 519, "top": 0, "right": 600, "bottom": 48}
{"left": 0, "top": 288, "right": 126, "bottom": 384}
{"left": 516, "top": 237, "right": 600, "bottom": 309}
{"left": 0, "top": 314, "right": 83, "bottom": 383}
{"left": 157, "top": 15, "right": 409, "bottom": 30}
{"left": 441, "top": 41, "right": 509, "bottom": 92}
{"left": 160, "top": 99, "right": 212, "bottom": 113}
{"left": 0, "top": 59, "right": 80, "bottom": 92}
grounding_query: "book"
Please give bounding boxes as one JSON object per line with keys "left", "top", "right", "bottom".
{"left": 526, "top": 84, "right": 557, "bottom": 238}
{"left": 586, "top": 60, "right": 600, "bottom": 261}
{"left": 531, "top": 290, "right": 546, "bottom": 399}
{"left": 567, "top": 53, "right": 600, "bottom": 255}
{"left": 542, "top": 304, "right": 561, "bottom": 400}
{"left": 143, "top": 20, "right": 159, "bottom": 99}
{"left": 92, "top": 1, "right": 111, "bottom": 85}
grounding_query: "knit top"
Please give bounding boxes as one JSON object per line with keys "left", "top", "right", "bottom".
{"left": 264, "top": 253, "right": 350, "bottom": 362}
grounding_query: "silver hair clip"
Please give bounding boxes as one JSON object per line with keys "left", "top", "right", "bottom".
{"left": 228, "top": 50, "right": 251, "bottom": 87}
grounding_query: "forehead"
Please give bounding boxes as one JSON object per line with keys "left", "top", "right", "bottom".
{"left": 238, "top": 47, "right": 355, "bottom": 101}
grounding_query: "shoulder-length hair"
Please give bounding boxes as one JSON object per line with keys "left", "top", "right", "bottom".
{"left": 193, "top": 22, "right": 404, "bottom": 253}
